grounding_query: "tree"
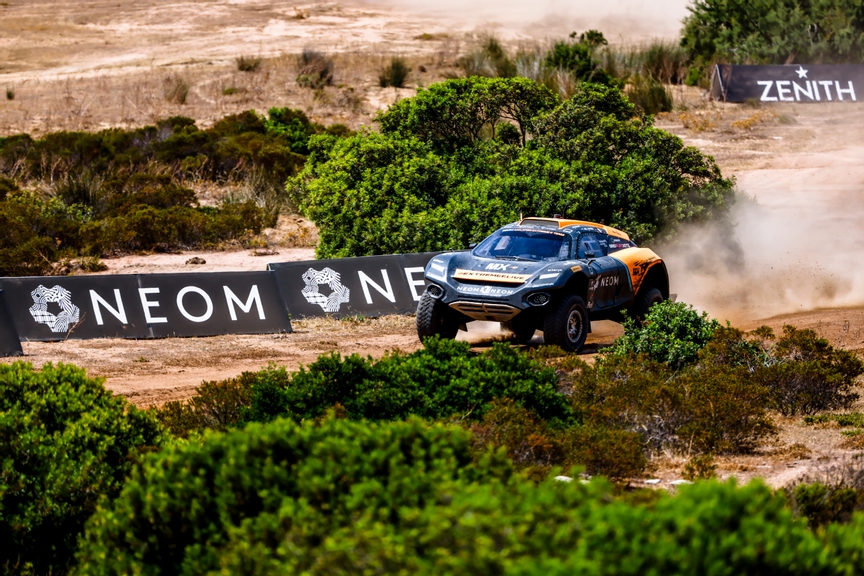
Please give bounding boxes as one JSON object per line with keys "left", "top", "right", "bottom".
{"left": 682, "top": 0, "right": 864, "bottom": 83}
{"left": 291, "top": 79, "right": 734, "bottom": 258}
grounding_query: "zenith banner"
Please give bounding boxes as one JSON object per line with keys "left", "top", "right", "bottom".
{"left": 0, "top": 290, "right": 23, "bottom": 357}
{"left": 710, "top": 64, "right": 864, "bottom": 103}
{"left": 268, "top": 252, "right": 443, "bottom": 318}
{"left": 0, "top": 272, "right": 292, "bottom": 341}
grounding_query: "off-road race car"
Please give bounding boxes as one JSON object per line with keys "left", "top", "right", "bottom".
{"left": 416, "top": 217, "right": 670, "bottom": 352}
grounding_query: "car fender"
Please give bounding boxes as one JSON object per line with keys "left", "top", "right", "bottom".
{"left": 610, "top": 247, "right": 669, "bottom": 298}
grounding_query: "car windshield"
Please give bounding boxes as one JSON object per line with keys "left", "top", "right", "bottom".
{"left": 472, "top": 229, "right": 571, "bottom": 262}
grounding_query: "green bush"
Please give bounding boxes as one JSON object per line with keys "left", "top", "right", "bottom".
{"left": 246, "top": 336, "right": 573, "bottom": 426}
{"left": 458, "top": 34, "right": 517, "bottom": 78}
{"left": 293, "top": 78, "right": 734, "bottom": 257}
{"left": 296, "top": 48, "right": 333, "bottom": 89}
{"left": 565, "top": 351, "right": 776, "bottom": 455}
{"left": 156, "top": 375, "right": 255, "bottom": 437}
{"left": 681, "top": 0, "right": 864, "bottom": 84}
{"left": 703, "top": 325, "right": 863, "bottom": 416}
{"left": 235, "top": 55, "right": 261, "bottom": 72}
{"left": 0, "top": 362, "right": 163, "bottom": 574}
{"left": 606, "top": 300, "right": 721, "bottom": 369}
{"left": 74, "top": 421, "right": 854, "bottom": 576}
{"left": 471, "top": 398, "right": 647, "bottom": 479}
{"left": 379, "top": 56, "right": 411, "bottom": 88}
{"left": 74, "top": 417, "right": 514, "bottom": 575}
{"left": 626, "top": 74, "right": 674, "bottom": 114}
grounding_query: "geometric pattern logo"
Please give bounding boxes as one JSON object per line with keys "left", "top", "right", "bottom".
{"left": 29, "top": 284, "right": 80, "bottom": 333}
{"left": 301, "top": 267, "right": 350, "bottom": 313}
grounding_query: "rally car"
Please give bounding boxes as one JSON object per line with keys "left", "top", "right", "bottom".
{"left": 416, "top": 217, "right": 670, "bottom": 352}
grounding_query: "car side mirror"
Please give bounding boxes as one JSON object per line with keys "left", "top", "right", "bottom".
{"left": 584, "top": 251, "right": 596, "bottom": 259}
{"left": 468, "top": 242, "right": 477, "bottom": 249}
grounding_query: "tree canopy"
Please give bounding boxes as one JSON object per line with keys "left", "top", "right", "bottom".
{"left": 290, "top": 77, "right": 734, "bottom": 258}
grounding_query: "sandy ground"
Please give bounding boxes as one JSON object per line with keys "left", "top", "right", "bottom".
{"left": 4, "top": 0, "right": 864, "bottom": 487}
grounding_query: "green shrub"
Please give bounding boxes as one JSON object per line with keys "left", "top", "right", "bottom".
{"left": 606, "top": 300, "right": 720, "bottom": 369}
{"left": 245, "top": 336, "right": 573, "bottom": 426}
{"left": 682, "top": 453, "right": 718, "bottom": 481}
{"left": 804, "top": 413, "right": 864, "bottom": 428}
{"left": 458, "top": 34, "right": 517, "bottom": 78}
{"left": 156, "top": 375, "right": 255, "bottom": 437}
{"left": 75, "top": 430, "right": 847, "bottom": 576}
{"left": 703, "top": 325, "right": 863, "bottom": 416}
{"left": 565, "top": 352, "right": 776, "bottom": 455}
{"left": 293, "top": 78, "right": 734, "bottom": 257}
{"left": 74, "top": 417, "right": 514, "bottom": 575}
{"left": 163, "top": 74, "right": 189, "bottom": 105}
{"left": 626, "top": 74, "right": 673, "bottom": 114}
{"left": 681, "top": 0, "right": 864, "bottom": 84}
{"left": 471, "top": 398, "right": 647, "bottom": 479}
{"left": 545, "top": 37, "right": 614, "bottom": 86}
{"left": 0, "top": 362, "right": 163, "bottom": 574}
{"left": 296, "top": 48, "right": 333, "bottom": 89}
{"left": 379, "top": 56, "right": 411, "bottom": 87}
{"left": 235, "top": 55, "right": 261, "bottom": 72}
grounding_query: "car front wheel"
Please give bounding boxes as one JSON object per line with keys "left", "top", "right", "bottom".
{"left": 542, "top": 294, "right": 589, "bottom": 352}
{"left": 416, "top": 292, "right": 459, "bottom": 341}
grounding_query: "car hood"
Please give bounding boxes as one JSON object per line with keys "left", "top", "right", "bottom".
{"left": 429, "top": 252, "right": 572, "bottom": 284}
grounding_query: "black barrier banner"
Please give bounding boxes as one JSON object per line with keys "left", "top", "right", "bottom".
{"left": 0, "top": 272, "right": 292, "bottom": 341}
{"left": 711, "top": 64, "right": 864, "bottom": 103}
{"left": 0, "top": 290, "right": 23, "bottom": 357}
{"left": 268, "top": 252, "right": 444, "bottom": 318}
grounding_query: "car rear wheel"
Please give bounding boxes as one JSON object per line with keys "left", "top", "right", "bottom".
{"left": 416, "top": 292, "right": 459, "bottom": 341}
{"left": 632, "top": 287, "right": 663, "bottom": 324}
{"left": 542, "top": 294, "right": 589, "bottom": 352}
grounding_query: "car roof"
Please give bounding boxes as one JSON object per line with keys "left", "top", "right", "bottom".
{"left": 518, "top": 218, "right": 631, "bottom": 241}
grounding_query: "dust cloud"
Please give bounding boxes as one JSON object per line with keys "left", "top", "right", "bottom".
{"left": 663, "top": 150, "right": 864, "bottom": 323}
{"left": 368, "top": 0, "right": 691, "bottom": 41}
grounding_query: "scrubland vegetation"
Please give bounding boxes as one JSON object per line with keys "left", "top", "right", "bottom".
{"left": 4, "top": 5, "right": 864, "bottom": 572}
{"left": 4, "top": 302, "right": 864, "bottom": 574}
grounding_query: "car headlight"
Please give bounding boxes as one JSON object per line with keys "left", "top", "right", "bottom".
{"left": 527, "top": 292, "right": 550, "bottom": 306}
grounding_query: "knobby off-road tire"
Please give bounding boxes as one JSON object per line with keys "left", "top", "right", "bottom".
{"left": 502, "top": 316, "right": 536, "bottom": 343}
{"left": 631, "top": 287, "right": 663, "bottom": 324}
{"left": 416, "top": 292, "right": 459, "bottom": 341}
{"left": 542, "top": 294, "right": 589, "bottom": 353}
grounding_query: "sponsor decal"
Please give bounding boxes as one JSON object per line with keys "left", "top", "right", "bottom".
{"left": 301, "top": 267, "right": 350, "bottom": 313}
{"left": 712, "top": 64, "right": 864, "bottom": 103}
{"left": 570, "top": 265, "right": 582, "bottom": 273}
{"left": 1, "top": 273, "right": 292, "bottom": 340}
{"left": 537, "top": 273, "right": 559, "bottom": 280}
{"left": 485, "top": 262, "right": 518, "bottom": 271}
{"left": 269, "top": 252, "right": 443, "bottom": 318}
{"left": 457, "top": 285, "right": 515, "bottom": 296}
{"left": 29, "top": 285, "right": 80, "bottom": 333}
{"left": 452, "top": 269, "right": 531, "bottom": 283}
{"left": 589, "top": 275, "right": 620, "bottom": 291}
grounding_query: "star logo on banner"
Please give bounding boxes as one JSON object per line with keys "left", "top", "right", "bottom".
{"left": 795, "top": 66, "right": 808, "bottom": 78}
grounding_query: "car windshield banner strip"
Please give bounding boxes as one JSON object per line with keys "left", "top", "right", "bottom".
{"left": 268, "top": 252, "right": 443, "bottom": 319}
{"left": 710, "top": 64, "right": 864, "bottom": 103}
{"left": 0, "top": 290, "right": 23, "bottom": 357}
{"left": 0, "top": 272, "right": 292, "bottom": 341}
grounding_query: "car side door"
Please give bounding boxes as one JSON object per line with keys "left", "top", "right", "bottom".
{"left": 577, "top": 232, "right": 630, "bottom": 310}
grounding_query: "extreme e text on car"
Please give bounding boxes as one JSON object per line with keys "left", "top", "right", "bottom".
{"left": 416, "top": 217, "right": 670, "bottom": 352}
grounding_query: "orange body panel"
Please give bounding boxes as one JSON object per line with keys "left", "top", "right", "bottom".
{"left": 610, "top": 247, "right": 661, "bottom": 294}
